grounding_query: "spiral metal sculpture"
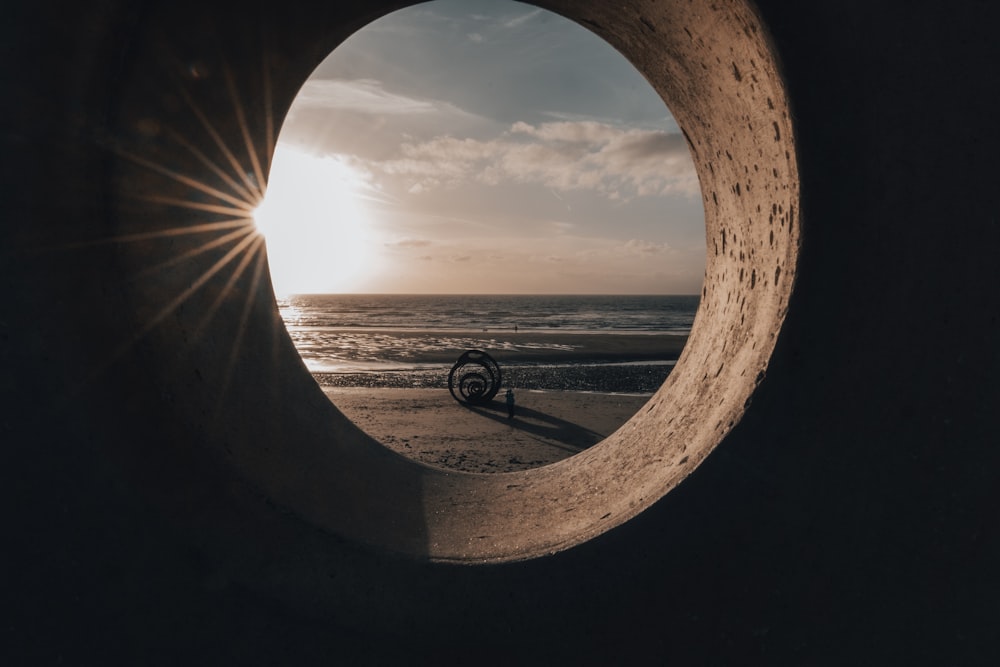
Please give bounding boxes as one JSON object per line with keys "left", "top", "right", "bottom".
{"left": 448, "top": 350, "right": 502, "bottom": 405}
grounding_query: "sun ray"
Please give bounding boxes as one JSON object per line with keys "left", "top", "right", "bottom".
{"left": 177, "top": 84, "right": 264, "bottom": 201}
{"left": 130, "top": 230, "right": 261, "bottom": 342}
{"left": 223, "top": 63, "right": 267, "bottom": 202}
{"left": 150, "top": 40, "right": 266, "bottom": 204}
{"left": 129, "top": 193, "right": 254, "bottom": 218}
{"left": 168, "top": 129, "right": 260, "bottom": 204}
{"left": 33, "top": 218, "right": 254, "bottom": 254}
{"left": 193, "top": 233, "right": 266, "bottom": 337}
{"left": 108, "top": 218, "right": 253, "bottom": 242}
{"left": 115, "top": 147, "right": 256, "bottom": 210}
{"left": 261, "top": 51, "right": 275, "bottom": 175}
{"left": 131, "top": 223, "right": 257, "bottom": 281}
{"left": 49, "top": 44, "right": 282, "bottom": 416}
{"left": 56, "top": 229, "right": 263, "bottom": 410}
{"left": 215, "top": 241, "right": 268, "bottom": 411}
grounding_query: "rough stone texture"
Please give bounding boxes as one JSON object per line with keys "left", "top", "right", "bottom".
{"left": 4, "top": 0, "right": 1000, "bottom": 664}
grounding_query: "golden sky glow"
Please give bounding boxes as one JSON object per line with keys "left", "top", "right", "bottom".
{"left": 257, "top": 0, "right": 705, "bottom": 295}
{"left": 254, "top": 147, "right": 383, "bottom": 296}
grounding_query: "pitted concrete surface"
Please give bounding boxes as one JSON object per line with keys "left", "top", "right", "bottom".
{"left": 91, "top": 0, "right": 800, "bottom": 567}
{"left": 4, "top": 0, "right": 1000, "bottom": 663}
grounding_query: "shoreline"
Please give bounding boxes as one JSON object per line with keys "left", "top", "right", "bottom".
{"left": 293, "top": 325, "right": 689, "bottom": 335}
{"left": 296, "top": 329, "right": 688, "bottom": 373}
{"left": 313, "top": 361, "right": 673, "bottom": 393}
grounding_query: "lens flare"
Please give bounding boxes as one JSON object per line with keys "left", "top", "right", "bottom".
{"left": 251, "top": 146, "right": 379, "bottom": 296}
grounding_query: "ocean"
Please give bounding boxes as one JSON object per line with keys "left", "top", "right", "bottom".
{"left": 279, "top": 294, "right": 697, "bottom": 334}
{"left": 279, "top": 294, "right": 698, "bottom": 393}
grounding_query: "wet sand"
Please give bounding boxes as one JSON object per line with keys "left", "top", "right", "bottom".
{"left": 323, "top": 387, "right": 652, "bottom": 473}
{"left": 315, "top": 362, "right": 673, "bottom": 394}
{"left": 299, "top": 329, "right": 688, "bottom": 367}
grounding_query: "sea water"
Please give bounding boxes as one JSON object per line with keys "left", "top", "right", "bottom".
{"left": 279, "top": 294, "right": 697, "bottom": 333}
{"left": 278, "top": 294, "right": 698, "bottom": 376}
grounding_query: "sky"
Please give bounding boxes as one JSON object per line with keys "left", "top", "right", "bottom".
{"left": 255, "top": 0, "right": 705, "bottom": 295}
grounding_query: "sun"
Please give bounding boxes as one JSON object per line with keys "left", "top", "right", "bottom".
{"left": 254, "top": 145, "right": 379, "bottom": 296}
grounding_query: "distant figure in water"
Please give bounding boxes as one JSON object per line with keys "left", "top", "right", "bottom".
{"left": 505, "top": 388, "right": 516, "bottom": 419}
{"left": 514, "top": 324, "right": 518, "bottom": 332}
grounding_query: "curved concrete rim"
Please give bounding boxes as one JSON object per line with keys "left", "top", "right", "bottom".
{"left": 110, "top": 0, "right": 799, "bottom": 564}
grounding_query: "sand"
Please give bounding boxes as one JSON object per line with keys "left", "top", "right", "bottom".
{"left": 315, "top": 330, "right": 683, "bottom": 472}
{"left": 323, "top": 387, "right": 652, "bottom": 473}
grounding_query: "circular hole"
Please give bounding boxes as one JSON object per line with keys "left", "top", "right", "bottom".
{"left": 255, "top": 0, "right": 706, "bottom": 473}
{"left": 109, "top": 0, "right": 799, "bottom": 567}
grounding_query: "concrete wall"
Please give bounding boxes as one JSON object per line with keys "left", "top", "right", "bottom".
{"left": 4, "top": 0, "right": 999, "bottom": 663}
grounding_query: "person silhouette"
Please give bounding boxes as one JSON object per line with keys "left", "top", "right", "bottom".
{"left": 505, "top": 388, "right": 515, "bottom": 419}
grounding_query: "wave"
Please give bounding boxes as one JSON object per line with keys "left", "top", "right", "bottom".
{"left": 279, "top": 294, "right": 698, "bottom": 367}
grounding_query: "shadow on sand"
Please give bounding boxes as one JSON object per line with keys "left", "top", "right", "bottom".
{"left": 463, "top": 399, "right": 606, "bottom": 454}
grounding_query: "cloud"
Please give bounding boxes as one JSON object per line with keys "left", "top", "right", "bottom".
{"left": 385, "top": 238, "right": 432, "bottom": 248}
{"left": 623, "top": 239, "right": 671, "bottom": 254}
{"left": 371, "top": 120, "right": 698, "bottom": 199}
{"left": 502, "top": 8, "right": 543, "bottom": 29}
{"left": 511, "top": 120, "right": 622, "bottom": 144}
{"left": 291, "top": 78, "right": 471, "bottom": 117}
{"left": 549, "top": 221, "right": 575, "bottom": 234}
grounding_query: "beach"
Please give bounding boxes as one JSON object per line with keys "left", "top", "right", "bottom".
{"left": 315, "top": 331, "right": 679, "bottom": 472}
{"left": 324, "top": 387, "right": 653, "bottom": 473}
{"left": 287, "top": 295, "right": 693, "bottom": 472}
